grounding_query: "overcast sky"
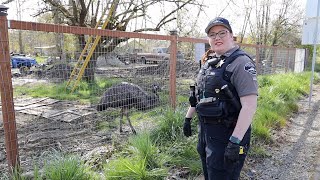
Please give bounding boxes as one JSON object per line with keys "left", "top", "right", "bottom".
{"left": 2, "top": 0, "right": 309, "bottom": 35}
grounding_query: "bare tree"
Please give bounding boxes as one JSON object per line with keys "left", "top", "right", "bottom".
{"left": 3, "top": 0, "right": 27, "bottom": 53}
{"left": 52, "top": 0, "right": 66, "bottom": 60}
{"left": 169, "top": 0, "right": 206, "bottom": 60}
{"left": 270, "top": 0, "right": 304, "bottom": 47}
{"left": 245, "top": 0, "right": 303, "bottom": 46}
{"left": 238, "top": 0, "right": 253, "bottom": 43}
{"left": 252, "top": 0, "right": 272, "bottom": 45}
{"left": 34, "top": 0, "right": 202, "bottom": 82}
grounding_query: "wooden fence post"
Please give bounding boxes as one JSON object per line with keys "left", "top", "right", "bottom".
{"left": 169, "top": 30, "right": 177, "bottom": 109}
{"left": 0, "top": 5, "right": 20, "bottom": 173}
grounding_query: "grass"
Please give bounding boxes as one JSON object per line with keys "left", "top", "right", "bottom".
{"left": 252, "top": 72, "right": 316, "bottom": 142}
{"left": 7, "top": 71, "right": 320, "bottom": 179}
{"left": 164, "top": 135, "right": 202, "bottom": 175}
{"left": 150, "top": 107, "right": 185, "bottom": 143}
{"left": 13, "top": 77, "right": 122, "bottom": 104}
{"left": 102, "top": 107, "right": 199, "bottom": 179}
{"left": 127, "top": 132, "right": 161, "bottom": 168}
{"left": 104, "top": 157, "right": 167, "bottom": 179}
{"left": 41, "top": 150, "right": 100, "bottom": 180}
{"left": 0, "top": 150, "right": 100, "bottom": 180}
{"left": 248, "top": 142, "right": 270, "bottom": 159}
{"left": 104, "top": 132, "right": 168, "bottom": 179}
{"left": 305, "top": 54, "right": 320, "bottom": 72}
{"left": 35, "top": 56, "right": 48, "bottom": 64}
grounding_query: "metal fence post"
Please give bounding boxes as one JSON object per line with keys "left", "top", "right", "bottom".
{"left": 272, "top": 47, "right": 277, "bottom": 73}
{"left": 255, "top": 45, "right": 260, "bottom": 74}
{"left": 285, "top": 49, "right": 290, "bottom": 72}
{"left": 169, "top": 30, "right": 177, "bottom": 109}
{"left": 305, "top": 48, "right": 309, "bottom": 70}
{"left": 0, "top": 5, "right": 20, "bottom": 173}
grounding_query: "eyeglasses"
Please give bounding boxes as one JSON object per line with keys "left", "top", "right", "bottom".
{"left": 207, "top": 30, "right": 228, "bottom": 39}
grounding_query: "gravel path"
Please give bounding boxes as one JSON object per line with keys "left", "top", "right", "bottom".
{"left": 252, "top": 83, "right": 320, "bottom": 180}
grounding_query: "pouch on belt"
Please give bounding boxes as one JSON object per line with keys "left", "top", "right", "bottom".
{"left": 196, "top": 98, "right": 224, "bottom": 118}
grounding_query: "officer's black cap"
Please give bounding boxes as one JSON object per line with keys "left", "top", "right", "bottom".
{"left": 205, "top": 17, "right": 233, "bottom": 34}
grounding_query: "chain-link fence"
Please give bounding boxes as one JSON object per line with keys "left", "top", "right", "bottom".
{"left": 0, "top": 15, "right": 306, "bottom": 174}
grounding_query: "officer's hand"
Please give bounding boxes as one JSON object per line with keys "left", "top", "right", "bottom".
{"left": 224, "top": 141, "right": 240, "bottom": 171}
{"left": 189, "top": 89, "right": 197, "bottom": 107}
{"left": 189, "top": 95, "right": 197, "bottom": 107}
{"left": 183, "top": 118, "right": 192, "bottom": 137}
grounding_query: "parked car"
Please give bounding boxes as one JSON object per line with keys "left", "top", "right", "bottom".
{"left": 115, "top": 48, "right": 143, "bottom": 64}
{"left": 137, "top": 47, "right": 185, "bottom": 64}
{"left": 11, "top": 54, "right": 37, "bottom": 68}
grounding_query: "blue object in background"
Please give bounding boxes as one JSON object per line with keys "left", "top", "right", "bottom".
{"left": 11, "top": 55, "right": 37, "bottom": 68}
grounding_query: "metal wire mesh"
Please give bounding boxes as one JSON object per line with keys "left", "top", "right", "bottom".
{"left": 0, "top": 19, "right": 306, "bottom": 174}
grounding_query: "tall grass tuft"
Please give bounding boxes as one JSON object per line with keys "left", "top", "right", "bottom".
{"left": 164, "top": 135, "right": 202, "bottom": 175}
{"left": 150, "top": 107, "right": 186, "bottom": 144}
{"left": 42, "top": 150, "right": 96, "bottom": 180}
{"left": 104, "top": 157, "right": 167, "bottom": 180}
{"left": 147, "top": 107, "right": 202, "bottom": 175}
{"left": 127, "top": 132, "right": 163, "bottom": 169}
{"left": 104, "top": 132, "right": 168, "bottom": 179}
{"left": 10, "top": 165, "right": 25, "bottom": 180}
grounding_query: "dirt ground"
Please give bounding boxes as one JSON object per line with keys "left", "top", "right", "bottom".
{"left": 0, "top": 77, "right": 127, "bottom": 175}
{"left": 1, "top": 61, "right": 198, "bottom": 176}
{"left": 1, "top": 73, "right": 320, "bottom": 179}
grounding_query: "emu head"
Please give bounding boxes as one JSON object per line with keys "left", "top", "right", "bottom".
{"left": 135, "top": 84, "right": 161, "bottom": 111}
{"left": 148, "top": 85, "right": 161, "bottom": 108}
{"left": 151, "top": 84, "right": 161, "bottom": 94}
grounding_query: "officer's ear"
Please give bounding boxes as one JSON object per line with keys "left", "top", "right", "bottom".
{"left": 229, "top": 32, "right": 235, "bottom": 40}
{"left": 229, "top": 32, "right": 233, "bottom": 38}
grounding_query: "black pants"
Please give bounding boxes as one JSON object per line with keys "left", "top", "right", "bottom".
{"left": 197, "top": 118, "right": 251, "bottom": 180}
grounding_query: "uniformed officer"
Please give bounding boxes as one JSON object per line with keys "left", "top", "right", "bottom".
{"left": 183, "top": 17, "right": 258, "bottom": 180}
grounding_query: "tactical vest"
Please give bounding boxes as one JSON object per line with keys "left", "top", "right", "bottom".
{"left": 196, "top": 49, "right": 250, "bottom": 125}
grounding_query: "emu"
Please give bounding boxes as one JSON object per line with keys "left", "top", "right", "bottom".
{"left": 97, "top": 82, "right": 160, "bottom": 134}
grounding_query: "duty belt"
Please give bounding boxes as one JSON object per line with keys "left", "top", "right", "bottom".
{"left": 199, "top": 97, "right": 217, "bottom": 104}
{"left": 201, "top": 117, "right": 237, "bottom": 128}
{"left": 202, "top": 117, "right": 223, "bottom": 124}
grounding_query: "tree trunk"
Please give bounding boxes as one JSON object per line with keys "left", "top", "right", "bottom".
{"left": 18, "top": 31, "right": 24, "bottom": 54}
{"left": 53, "top": 0, "right": 66, "bottom": 61}
{"left": 76, "top": 35, "right": 104, "bottom": 83}
{"left": 17, "top": 0, "right": 24, "bottom": 53}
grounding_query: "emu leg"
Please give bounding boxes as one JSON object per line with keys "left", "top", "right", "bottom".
{"left": 125, "top": 109, "right": 136, "bottom": 134}
{"left": 119, "top": 108, "right": 124, "bottom": 133}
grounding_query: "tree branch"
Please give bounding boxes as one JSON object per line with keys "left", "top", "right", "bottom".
{"left": 155, "top": 0, "right": 192, "bottom": 29}
{"left": 33, "top": 7, "right": 51, "bottom": 17}
{"left": 2, "top": 0, "right": 14, "bottom": 4}
{"left": 42, "top": 0, "right": 73, "bottom": 19}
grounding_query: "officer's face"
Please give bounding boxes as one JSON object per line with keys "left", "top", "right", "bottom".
{"left": 207, "top": 25, "right": 234, "bottom": 56}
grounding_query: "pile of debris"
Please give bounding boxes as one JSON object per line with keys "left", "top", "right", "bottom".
{"left": 134, "top": 60, "right": 199, "bottom": 78}
{"left": 44, "top": 63, "right": 73, "bottom": 82}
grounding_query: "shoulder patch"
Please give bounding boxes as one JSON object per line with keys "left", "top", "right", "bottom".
{"left": 244, "top": 62, "right": 257, "bottom": 75}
